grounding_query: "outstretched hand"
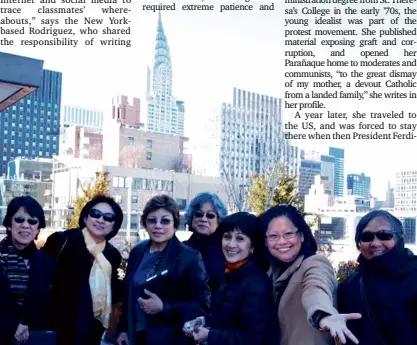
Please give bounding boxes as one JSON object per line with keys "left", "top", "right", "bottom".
{"left": 319, "top": 313, "right": 361, "bottom": 344}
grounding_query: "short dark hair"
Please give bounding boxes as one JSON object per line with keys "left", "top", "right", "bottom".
{"left": 259, "top": 204, "right": 318, "bottom": 257}
{"left": 355, "top": 210, "right": 404, "bottom": 249}
{"left": 141, "top": 194, "right": 180, "bottom": 229}
{"left": 218, "top": 212, "right": 269, "bottom": 271}
{"left": 79, "top": 194, "right": 123, "bottom": 241}
{"left": 3, "top": 196, "right": 46, "bottom": 235}
{"left": 217, "top": 212, "right": 263, "bottom": 250}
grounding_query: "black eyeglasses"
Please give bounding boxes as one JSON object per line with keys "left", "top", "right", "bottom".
{"left": 14, "top": 215, "right": 39, "bottom": 226}
{"left": 194, "top": 210, "right": 217, "bottom": 219}
{"left": 89, "top": 209, "right": 116, "bottom": 223}
{"left": 146, "top": 217, "right": 173, "bottom": 226}
{"left": 359, "top": 230, "right": 398, "bottom": 242}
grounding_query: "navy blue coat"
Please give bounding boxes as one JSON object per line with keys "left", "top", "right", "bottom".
{"left": 338, "top": 246, "right": 417, "bottom": 345}
{"left": 0, "top": 245, "right": 55, "bottom": 345}
{"left": 118, "top": 236, "right": 211, "bottom": 345}
{"left": 184, "top": 231, "right": 226, "bottom": 303}
{"left": 208, "top": 259, "right": 274, "bottom": 345}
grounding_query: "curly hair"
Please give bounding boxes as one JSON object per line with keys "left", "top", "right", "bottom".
{"left": 184, "top": 192, "right": 228, "bottom": 230}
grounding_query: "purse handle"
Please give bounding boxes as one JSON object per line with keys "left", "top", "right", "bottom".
{"left": 359, "top": 277, "right": 388, "bottom": 345}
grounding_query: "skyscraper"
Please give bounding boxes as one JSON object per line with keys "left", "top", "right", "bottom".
{"left": 385, "top": 180, "right": 394, "bottom": 208}
{"left": 146, "top": 13, "right": 185, "bottom": 136}
{"left": 0, "top": 69, "right": 62, "bottom": 176}
{"left": 193, "top": 88, "right": 299, "bottom": 186}
{"left": 347, "top": 173, "right": 371, "bottom": 198}
{"left": 329, "top": 147, "right": 345, "bottom": 197}
{"left": 62, "top": 105, "right": 104, "bottom": 129}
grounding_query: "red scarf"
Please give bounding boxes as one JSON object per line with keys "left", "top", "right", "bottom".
{"left": 225, "top": 258, "right": 249, "bottom": 274}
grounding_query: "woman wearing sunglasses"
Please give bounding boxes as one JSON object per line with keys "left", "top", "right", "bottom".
{"left": 117, "top": 194, "right": 210, "bottom": 345}
{"left": 0, "top": 196, "right": 55, "bottom": 345}
{"left": 184, "top": 193, "right": 228, "bottom": 301}
{"left": 259, "top": 204, "right": 359, "bottom": 345}
{"left": 42, "top": 195, "right": 124, "bottom": 345}
{"left": 338, "top": 210, "right": 417, "bottom": 345}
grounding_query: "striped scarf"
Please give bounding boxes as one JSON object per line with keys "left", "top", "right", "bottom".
{"left": 0, "top": 236, "right": 33, "bottom": 307}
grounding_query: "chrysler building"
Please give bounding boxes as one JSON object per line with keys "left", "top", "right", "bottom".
{"left": 146, "top": 13, "right": 185, "bottom": 136}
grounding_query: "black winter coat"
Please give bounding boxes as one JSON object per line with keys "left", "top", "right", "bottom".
{"left": 0, "top": 241, "right": 55, "bottom": 345}
{"left": 184, "top": 231, "right": 226, "bottom": 302}
{"left": 42, "top": 228, "right": 123, "bottom": 345}
{"left": 207, "top": 259, "right": 274, "bottom": 345}
{"left": 338, "top": 245, "right": 417, "bottom": 345}
{"left": 118, "top": 235, "right": 211, "bottom": 345}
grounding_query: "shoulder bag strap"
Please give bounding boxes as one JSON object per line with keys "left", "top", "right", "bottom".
{"left": 55, "top": 237, "right": 68, "bottom": 263}
{"left": 359, "top": 277, "right": 388, "bottom": 345}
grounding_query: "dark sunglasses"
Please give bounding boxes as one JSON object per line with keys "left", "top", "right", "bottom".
{"left": 359, "top": 230, "right": 398, "bottom": 242}
{"left": 89, "top": 208, "right": 116, "bottom": 223}
{"left": 194, "top": 210, "right": 216, "bottom": 219}
{"left": 146, "top": 217, "right": 173, "bottom": 226}
{"left": 14, "top": 215, "right": 39, "bottom": 225}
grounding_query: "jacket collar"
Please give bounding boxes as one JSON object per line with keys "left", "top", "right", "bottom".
{"left": 269, "top": 255, "right": 305, "bottom": 284}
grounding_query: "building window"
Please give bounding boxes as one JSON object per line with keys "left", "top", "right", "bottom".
{"left": 128, "top": 137, "right": 134, "bottom": 145}
{"left": 146, "top": 152, "right": 152, "bottom": 160}
{"left": 131, "top": 195, "right": 138, "bottom": 203}
{"left": 114, "top": 194, "right": 123, "bottom": 204}
{"left": 176, "top": 199, "right": 187, "bottom": 210}
{"left": 146, "top": 139, "right": 153, "bottom": 149}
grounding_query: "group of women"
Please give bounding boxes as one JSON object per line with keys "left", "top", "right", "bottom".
{"left": 0, "top": 192, "right": 416, "bottom": 345}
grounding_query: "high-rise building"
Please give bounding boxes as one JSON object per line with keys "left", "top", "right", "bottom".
{"left": 347, "top": 173, "right": 371, "bottom": 198}
{"left": 193, "top": 87, "right": 298, "bottom": 188}
{"left": 385, "top": 180, "right": 395, "bottom": 208}
{"left": 299, "top": 160, "right": 321, "bottom": 198}
{"left": 0, "top": 69, "right": 62, "bottom": 176}
{"left": 146, "top": 13, "right": 185, "bottom": 136}
{"left": 329, "top": 147, "right": 345, "bottom": 197}
{"left": 302, "top": 150, "right": 335, "bottom": 195}
{"left": 61, "top": 105, "right": 104, "bottom": 129}
{"left": 395, "top": 170, "right": 417, "bottom": 213}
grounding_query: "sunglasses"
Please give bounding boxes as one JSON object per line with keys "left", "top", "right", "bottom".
{"left": 14, "top": 215, "right": 39, "bottom": 225}
{"left": 194, "top": 211, "right": 217, "bottom": 219}
{"left": 146, "top": 217, "right": 173, "bottom": 226}
{"left": 359, "top": 230, "right": 398, "bottom": 242}
{"left": 89, "top": 208, "right": 116, "bottom": 223}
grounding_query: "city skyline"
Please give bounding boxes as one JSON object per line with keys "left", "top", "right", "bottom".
{"left": 1, "top": 6, "right": 412, "bottom": 198}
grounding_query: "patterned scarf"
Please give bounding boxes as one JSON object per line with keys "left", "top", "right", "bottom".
{"left": 0, "top": 236, "right": 36, "bottom": 307}
{"left": 82, "top": 228, "right": 112, "bottom": 329}
{"left": 225, "top": 258, "right": 249, "bottom": 274}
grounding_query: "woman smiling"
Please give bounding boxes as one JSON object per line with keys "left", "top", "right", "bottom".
{"left": 259, "top": 204, "right": 359, "bottom": 345}
{"left": 117, "top": 195, "right": 210, "bottom": 345}
{"left": 0, "top": 196, "right": 55, "bottom": 345}
{"left": 185, "top": 212, "right": 274, "bottom": 345}
{"left": 42, "top": 195, "right": 124, "bottom": 345}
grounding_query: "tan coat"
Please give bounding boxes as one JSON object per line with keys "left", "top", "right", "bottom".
{"left": 270, "top": 254, "right": 338, "bottom": 345}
